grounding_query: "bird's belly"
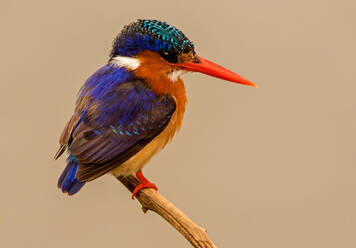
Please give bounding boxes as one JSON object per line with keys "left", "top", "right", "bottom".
{"left": 110, "top": 110, "right": 180, "bottom": 177}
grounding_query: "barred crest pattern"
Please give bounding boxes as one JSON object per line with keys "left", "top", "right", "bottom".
{"left": 110, "top": 19, "right": 195, "bottom": 62}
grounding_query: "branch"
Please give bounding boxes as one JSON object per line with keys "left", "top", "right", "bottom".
{"left": 117, "top": 175, "right": 216, "bottom": 248}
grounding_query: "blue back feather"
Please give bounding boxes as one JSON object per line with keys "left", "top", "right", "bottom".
{"left": 77, "top": 65, "right": 164, "bottom": 127}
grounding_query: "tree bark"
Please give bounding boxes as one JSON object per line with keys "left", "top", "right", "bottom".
{"left": 117, "top": 175, "right": 216, "bottom": 248}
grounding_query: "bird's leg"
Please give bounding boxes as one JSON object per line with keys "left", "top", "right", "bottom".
{"left": 132, "top": 170, "right": 158, "bottom": 199}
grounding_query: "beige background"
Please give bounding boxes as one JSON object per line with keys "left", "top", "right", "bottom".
{"left": 1, "top": 0, "right": 356, "bottom": 247}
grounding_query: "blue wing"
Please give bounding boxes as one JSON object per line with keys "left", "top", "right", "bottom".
{"left": 55, "top": 64, "right": 176, "bottom": 182}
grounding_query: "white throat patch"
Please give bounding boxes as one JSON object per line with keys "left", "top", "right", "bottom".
{"left": 111, "top": 56, "right": 140, "bottom": 70}
{"left": 168, "top": 70, "right": 186, "bottom": 82}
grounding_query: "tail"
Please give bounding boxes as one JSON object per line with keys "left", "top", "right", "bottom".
{"left": 58, "top": 155, "right": 85, "bottom": 195}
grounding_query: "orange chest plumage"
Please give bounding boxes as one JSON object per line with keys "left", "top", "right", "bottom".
{"left": 134, "top": 50, "right": 188, "bottom": 135}
{"left": 110, "top": 51, "right": 188, "bottom": 177}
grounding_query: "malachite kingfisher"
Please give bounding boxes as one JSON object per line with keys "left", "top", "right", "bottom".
{"left": 54, "top": 19, "right": 256, "bottom": 198}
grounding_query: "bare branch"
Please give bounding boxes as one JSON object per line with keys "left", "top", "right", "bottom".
{"left": 117, "top": 176, "right": 216, "bottom": 248}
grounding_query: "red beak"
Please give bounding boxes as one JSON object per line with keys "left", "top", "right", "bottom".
{"left": 171, "top": 56, "right": 256, "bottom": 87}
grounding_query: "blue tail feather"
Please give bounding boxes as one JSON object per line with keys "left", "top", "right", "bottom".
{"left": 58, "top": 155, "right": 85, "bottom": 195}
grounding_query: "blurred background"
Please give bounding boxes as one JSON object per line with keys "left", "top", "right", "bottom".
{"left": 1, "top": 0, "right": 355, "bottom": 247}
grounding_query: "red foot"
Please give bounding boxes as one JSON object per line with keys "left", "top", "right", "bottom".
{"left": 131, "top": 171, "right": 158, "bottom": 199}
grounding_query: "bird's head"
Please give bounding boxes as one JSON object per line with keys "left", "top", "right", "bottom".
{"left": 109, "top": 19, "right": 255, "bottom": 87}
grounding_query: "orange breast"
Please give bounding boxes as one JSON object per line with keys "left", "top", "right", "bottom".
{"left": 110, "top": 51, "right": 187, "bottom": 177}
{"left": 134, "top": 50, "right": 187, "bottom": 133}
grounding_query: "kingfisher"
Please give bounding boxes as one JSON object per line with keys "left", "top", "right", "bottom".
{"left": 54, "top": 19, "right": 256, "bottom": 198}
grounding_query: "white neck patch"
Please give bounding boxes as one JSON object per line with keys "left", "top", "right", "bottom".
{"left": 111, "top": 55, "right": 140, "bottom": 70}
{"left": 168, "top": 70, "right": 186, "bottom": 82}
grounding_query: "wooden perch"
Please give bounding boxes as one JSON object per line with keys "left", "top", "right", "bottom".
{"left": 117, "top": 175, "right": 216, "bottom": 248}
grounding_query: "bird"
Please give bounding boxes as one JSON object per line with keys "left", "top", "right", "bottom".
{"left": 54, "top": 19, "right": 256, "bottom": 198}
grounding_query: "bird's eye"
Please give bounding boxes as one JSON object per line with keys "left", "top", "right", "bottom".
{"left": 159, "top": 50, "right": 178, "bottom": 63}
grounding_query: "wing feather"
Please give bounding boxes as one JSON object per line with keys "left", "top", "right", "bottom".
{"left": 55, "top": 65, "right": 176, "bottom": 182}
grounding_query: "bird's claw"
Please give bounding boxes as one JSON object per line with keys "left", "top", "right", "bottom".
{"left": 131, "top": 182, "right": 158, "bottom": 199}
